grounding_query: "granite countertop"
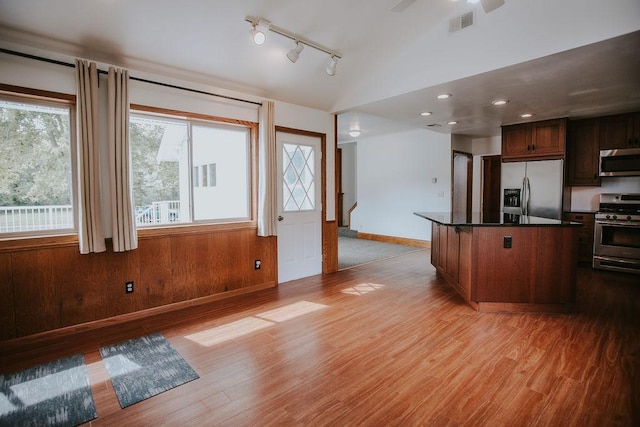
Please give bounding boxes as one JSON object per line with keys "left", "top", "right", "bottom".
{"left": 414, "top": 211, "right": 582, "bottom": 227}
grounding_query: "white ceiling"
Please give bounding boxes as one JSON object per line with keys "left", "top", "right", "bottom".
{"left": 1, "top": 0, "right": 639, "bottom": 142}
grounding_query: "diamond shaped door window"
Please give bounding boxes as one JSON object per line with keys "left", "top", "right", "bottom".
{"left": 282, "top": 143, "right": 315, "bottom": 211}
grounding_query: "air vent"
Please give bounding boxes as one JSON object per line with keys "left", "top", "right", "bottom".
{"left": 427, "top": 123, "right": 442, "bottom": 128}
{"left": 449, "top": 11, "right": 474, "bottom": 33}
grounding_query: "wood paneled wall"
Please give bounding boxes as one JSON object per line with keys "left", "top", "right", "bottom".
{"left": 0, "top": 227, "right": 277, "bottom": 341}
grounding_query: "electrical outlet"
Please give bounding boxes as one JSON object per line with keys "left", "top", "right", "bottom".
{"left": 503, "top": 236, "right": 512, "bottom": 249}
{"left": 125, "top": 281, "right": 134, "bottom": 293}
{"left": 254, "top": 259, "right": 261, "bottom": 270}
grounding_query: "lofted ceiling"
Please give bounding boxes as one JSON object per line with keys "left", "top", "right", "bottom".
{"left": 0, "top": 0, "right": 639, "bottom": 142}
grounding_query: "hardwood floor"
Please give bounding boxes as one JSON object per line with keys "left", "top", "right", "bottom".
{"left": 1, "top": 250, "right": 639, "bottom": 426}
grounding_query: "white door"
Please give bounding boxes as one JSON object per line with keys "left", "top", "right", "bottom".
{"left": 276, "top": 132, "right": 322, "bottom": 283}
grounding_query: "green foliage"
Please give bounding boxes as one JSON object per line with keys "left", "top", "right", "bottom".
{"left": 129, "top": 120, "right": 180, "bottom": 206}
{"left": 0, "top": 106, "right": 72, "bottom": 206}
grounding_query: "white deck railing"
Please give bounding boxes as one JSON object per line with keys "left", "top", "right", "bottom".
{"left": 0, "top": 205, "right": 74, "bottom": 233}
{"left": 1, "top": 200, "right": 181, "bottom": 233}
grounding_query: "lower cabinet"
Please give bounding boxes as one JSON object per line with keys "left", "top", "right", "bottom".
{"left": 430, "top": 223, "right": 577, "bottom": 312}
{"left": 563, "top": 212, "right": 595, "bottom": 264}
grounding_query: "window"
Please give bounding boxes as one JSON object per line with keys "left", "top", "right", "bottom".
{"left": 130, "top": 112, "right": 251, "bottom": 227}
{"left": 0, "top": 94, "right": 75, "bottom": 236}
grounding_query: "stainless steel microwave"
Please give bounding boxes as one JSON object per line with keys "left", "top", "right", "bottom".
{"left": 599, "top": 148, "right": 640, "bottom": 177}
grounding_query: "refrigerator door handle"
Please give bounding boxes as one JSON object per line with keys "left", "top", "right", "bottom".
{"left": 520, "top": 177, "right": 526, "bottom": 215}
{"left": 524, "top": 176, "right": 531, "bottom": 215}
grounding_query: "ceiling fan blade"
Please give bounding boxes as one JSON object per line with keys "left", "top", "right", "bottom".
{"left": 481, "top": 0, "right": 505, "bottom": 13}
{"left": 390, "top": 0, "right": 417, "bottom": 13}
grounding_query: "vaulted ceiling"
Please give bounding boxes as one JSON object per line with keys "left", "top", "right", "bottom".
{"left": 1, "top": 0, "right": 639, "bottom": 141}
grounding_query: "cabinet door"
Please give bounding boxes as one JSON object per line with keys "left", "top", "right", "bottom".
{"left": 531, "top": 119, "right": 566, "bottom": 158}
{"left": 502, "top": 123, "right": 532, "bottom": 160}
{"left": 600, "top": 114, "right": 630, "bottom": 149}
{"left": 431, "top": 222, "right": 439, "bottom": 267}
{"left": 628, "top": 112, "right": 640, "bottom": 148}
{"left": 567, "top": 119, "right": 600, "bottom": 186}
{"left": 458, "top": 227, "right": 472, "bottom": 301}
{"left": 438, "top": 224, "right": 447, "bottom": 271}
{"left": 445, "top": 226, "right": 460, "bottom": 281}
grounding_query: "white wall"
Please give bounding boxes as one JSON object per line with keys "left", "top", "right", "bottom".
{"left": 351, "top": 128, "right": 451, "bottom": 241}
{"left": 0, "top": 48, "right": 336, "bottom": 230}
{"left": 571, "top": 178, "right": 640, "bottom": 211}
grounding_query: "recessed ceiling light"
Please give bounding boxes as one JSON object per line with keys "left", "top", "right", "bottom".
{"left": 420, "top": 112, "right": 432, "bottom": 116}
{"left": 437, "top": 93, "right": 452, "bottom": 100}
{"left": 447, "top": 121, "right": 458, "bottom": 125}
{"left": 492, "top": 99, "right": 508, "bottom": 106}
{"left": 520, "top": 113, "right": 533, "bottom": 118}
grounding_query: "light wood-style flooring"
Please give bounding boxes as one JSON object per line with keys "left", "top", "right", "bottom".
{"left": 1, "top": 249, "right": 639, "bottom": 426}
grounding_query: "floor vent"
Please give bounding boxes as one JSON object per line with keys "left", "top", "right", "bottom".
{"left": 449, "top": 11, "right": 474, "bottom": 33}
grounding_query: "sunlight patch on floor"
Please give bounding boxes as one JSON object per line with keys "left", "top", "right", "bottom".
{"left": 185, "top": 300, "right": 329, "bottom": 347}
{"left": 341, "top": 282, "right": 386, "bottom": 296}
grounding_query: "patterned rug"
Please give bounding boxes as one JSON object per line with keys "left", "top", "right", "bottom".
{"left": 99, "top": 332, "right": 199, "bottom": 408}
{"left": 0, "top": 354, "right": 97, "bottom": 427}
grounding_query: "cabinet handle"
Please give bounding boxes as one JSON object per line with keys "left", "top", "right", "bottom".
{"left": 527, "top": 144, "right": 532, "bottom": 151}
{"left": 593, "top": 173, "right": 599, "bottom": 180}
{"left": 532, "top": 144, "right": 535, "bottom": 151}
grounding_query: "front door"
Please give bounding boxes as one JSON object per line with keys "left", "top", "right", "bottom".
{"left": 276, "top": 131, "right": 322, "bottom": 283}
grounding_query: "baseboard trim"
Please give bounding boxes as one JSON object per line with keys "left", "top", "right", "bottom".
{"left": 1, "top": 281, "right": 277, "bottom": 346}
{"left": 357, "top": 232, "right": 430, "bottom": 248}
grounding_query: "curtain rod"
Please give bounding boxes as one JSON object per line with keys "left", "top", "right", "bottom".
{"left": 0, "top": 47, "right": 263, "bottom": 106}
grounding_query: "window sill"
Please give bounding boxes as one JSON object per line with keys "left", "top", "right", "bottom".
{"left": 0, "top": 233, "right": 78, "bottom": 253}
{"left": 137, "top": 220, "right": 258, "bottom": 240}
{"left": 0, "top": 222, "right": 260, "bottom": 253}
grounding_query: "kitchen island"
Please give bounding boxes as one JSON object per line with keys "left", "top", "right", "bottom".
{"left": 415, "top": 212, "right": 582, "bottom": 313}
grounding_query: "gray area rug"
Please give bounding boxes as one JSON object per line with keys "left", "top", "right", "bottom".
{"left": 99, "top": 332, "right": 199, "bottom": 408}
{"left": 338, "top": 236, "right": 422, "bottom": 269}
{"left": 0, "top": 354, "right": 97, "bottom": 427}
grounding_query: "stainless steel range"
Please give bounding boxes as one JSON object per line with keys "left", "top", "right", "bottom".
{"left": 593, "top": 193, "right": 640, "bottom": 274}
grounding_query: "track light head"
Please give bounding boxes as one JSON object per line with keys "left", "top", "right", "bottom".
{"left": 287, "top": 42, "right": 304, "bottom": 63}
{"left": 326, "top": 56, "right": 338, "bottom": 76}
{"left": 251, "top": 20, "right": 270, "bottom": 46}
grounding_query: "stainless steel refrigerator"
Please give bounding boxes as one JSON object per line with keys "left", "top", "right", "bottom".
{"left": 500, "top": 159, "right": 564, "bottom": 220}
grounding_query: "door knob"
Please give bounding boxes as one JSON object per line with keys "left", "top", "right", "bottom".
{"left": 277, "top": 215, "right": 284, "bottom": 221}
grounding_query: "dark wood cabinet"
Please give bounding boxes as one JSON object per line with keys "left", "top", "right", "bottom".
{"left": 600, "top": 112, "right": 640, "bottom": 149}
{"left": 563, "top": 212, "right": 595, "bottom": 264}
{"left": 567, "top": 118, "right": 600, "bottom": 186}
{"left": 428, "top": 220, "right": 577, "bottom": 312}
{"left": 501, "top": 123, "right": 532, "bottom": 160}
{"left": 502, "top": 119, "right": 566, "bottom": 161}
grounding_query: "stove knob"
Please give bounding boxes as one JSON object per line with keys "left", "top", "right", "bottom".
{"left": 606, "top": 214, "right": 611, "bottom": 220}
{"left": 628, "top": 215, "right": 633, "bottom": 221}
{"left": 612, "top": 215, "right": 618, "bottom": 220}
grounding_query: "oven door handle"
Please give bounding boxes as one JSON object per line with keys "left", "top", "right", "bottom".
{"left": 595, "top": 220, "right": 640, "bottom": 227}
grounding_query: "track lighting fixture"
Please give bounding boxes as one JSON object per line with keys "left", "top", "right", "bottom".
{"left": 287, "top": 41, "right": 304, "bottom": 63}
{"left": 250, "top": 19, "right": 270, "bottom": 46}
{"left": 245, "top": 16, "right": 342, "bottom": 76}
{"left": 326, "top": 56, "right": 338, "bottom": 76}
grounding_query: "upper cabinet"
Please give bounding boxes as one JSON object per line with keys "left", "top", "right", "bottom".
{"left": 600, "top": 112, "right": 640, "bottom": 149}
{"left": 502, "top": 118, "right": 566, "bottom": 162}
{"left": 567, "top": 118, "right": 600, "bottom": 186}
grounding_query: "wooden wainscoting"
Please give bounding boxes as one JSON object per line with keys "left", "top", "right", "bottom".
{"left": 0, "top": 226, "right": 277, "bottom": 341}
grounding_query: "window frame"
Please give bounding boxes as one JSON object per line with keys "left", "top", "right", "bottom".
{"left": 0, "top": 85, "right": 78, "bottom": 242}
{"left": 130, "top": 104, "right": 258, "bottom": 237}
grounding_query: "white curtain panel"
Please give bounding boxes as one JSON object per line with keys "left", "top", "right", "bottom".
{"left": 108, "top": 66, "right": 138, "bottom": 252}
{"left": 257, "top": 101, "right": 277, "bottom": 236}
{"left": 75, "top": 59, "right": 106, "bottom": 254}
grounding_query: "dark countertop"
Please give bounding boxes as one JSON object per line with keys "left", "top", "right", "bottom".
{"left": 414, "top": 211, "right": 582, "bottom": 227}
